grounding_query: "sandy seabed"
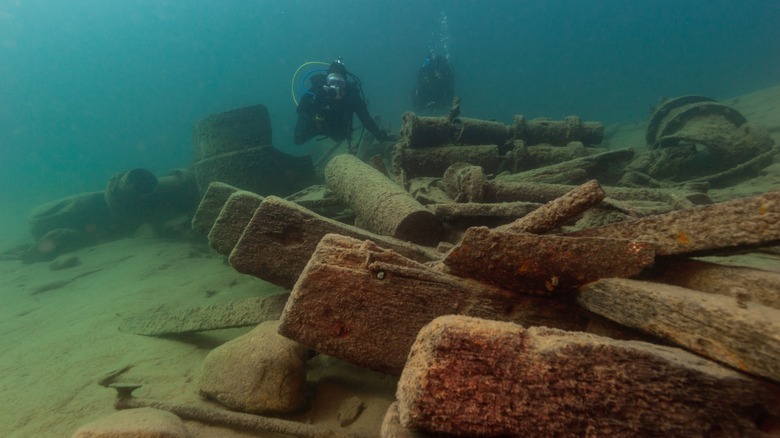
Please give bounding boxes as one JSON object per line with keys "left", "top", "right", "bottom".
{"left": 1, "top": 84, "right": 779, "bottom": 437}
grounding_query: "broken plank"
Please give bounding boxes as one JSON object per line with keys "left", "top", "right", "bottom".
{"left": 567, "top": 191, "right": 780, "bottom": 256}
{"left": 497, "top": 179, "right": 605, "bottom": 234}
{"left": 578, "top": 277, "right": 780, "bottom": 383}
{"left": 654, "top": 259, "right": 780, "bottom": 310}
{"left": 119, "top": 294, "right": 289, "bottom": 336}
{"left": 443, "top": 227, "right": 655, "bottom": 295}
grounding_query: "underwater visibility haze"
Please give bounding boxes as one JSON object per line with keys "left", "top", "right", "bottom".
{"left": 0, "top": 0, "right": 778, "bottom": 215}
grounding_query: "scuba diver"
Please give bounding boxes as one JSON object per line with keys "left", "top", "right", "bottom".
{"left": 412, "top": 52, "right": 455, "bottom": 112}
{"left": 294, "top": 58, "right": 393, "bottom": 151}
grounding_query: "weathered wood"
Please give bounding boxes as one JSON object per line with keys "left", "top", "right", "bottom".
{"left": 689, "top": 143, "right": 780, "bottom": 187}
{"left": 192, "top": 105, "right": 317, "bottom": 197}
{"left": 513, "top": 114, "right": 604, "bottom": 146}
{"left": 118, "top": 294, "right": 289, "bottom": 336}
{"left": 207, "top": 190, "right": 264, "bottom": 255}
{"left": 445, "top": 174, "right": 700, "bottom": 214}
{"left": 510, "top": 142, "right": 607, "bottom": 172}
{"left": 278, "top": 234, "right": 589, "bottom": 375}
{"left": 428, "top": 201, "right": 540, "bottom": 228}
{"left": 443, "top": 227, "right": 655, "bottom": 295}
{"left": 654, "top": 259, "right": 780, "bottom": 310}
{"left": 568, "top": 191, "right": 780, "bottom": 256}
{"left": 441, "top": 162, "right": 487, "bottom": 202}
{"left": 578, "top": 277, "right": 780, "bottom": 382}
{"left": 229, "top": 197, "right": 441, "bottom": 290}
{"left": 191, "top": 182, "right": 240, "bottom": 235}
{"left": 495, "top": 148, "right": 634, "bottom": 184}
{"left": 284, "top": 184, "right": 346, "bottom": 218}
{"left": 400, "top": 112, "right": 510, "bottom": 149}
{"left": 396, "top": 315, "right": 776, "bottom": 437}
{"left": 497, "top": 179, "right": 605, "bottom": 234}
{"left": 392, "top": 144, "right": 505, "bottom": 179}
{"left": 325, "top": 154, "right": 442, "bottom": 246}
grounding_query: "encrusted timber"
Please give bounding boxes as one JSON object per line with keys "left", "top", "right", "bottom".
{"left": 191, "top": 182, "right": 241, "bottom": 235}
{"left": 579, "top": 277, "right": 780, "bottom": 383}
{"left": 393, "top": 143, "right": 505, "bottom": 179}
{"left": 443, "top": 227, "right": 655, "bottom": 296}
{"left": 398, "top": 112, "right": 604, "bottom": 149}
{"left": 393, "top": 315, "right": 778, "bottom": 437}
{"left": 400, "top": 112, "right": 510, "bottom": 149}
{"left": 513, "top": 114, "right": 604, "bottom": 146}
{"left": 567, "top": 190, "right": 780, "bottom": 256}
{"left": 208, "top": 190, "right": 264, "bottom": 256}
{"left": 325, "top": 153, "right": 442, "bottom": 246}
{"left": 229, "top": 196, "right": 440, "bottom": 290}
{"left": 278, "top": 234, "right": 589, "bottom": 375}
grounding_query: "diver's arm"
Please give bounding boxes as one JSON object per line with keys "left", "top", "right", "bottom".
{"left": 355, "top": 105, "right": 386, "bottom": 141}
{"left": 352, "top": 96, "right": 388, "bottom": 141}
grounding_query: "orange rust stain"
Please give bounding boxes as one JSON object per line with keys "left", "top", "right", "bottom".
{"left": 676, "top": 231, "right": 690, "bottom": 245}
{"left": 516, "top": 260, "right": 533, "bottom": 274}
{"left": 332, "top": 322, "right": 349, "bottom": 338}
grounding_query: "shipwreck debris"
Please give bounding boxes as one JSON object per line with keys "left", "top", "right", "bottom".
{"left": 325, "top": 153, "right": 442, "bottom": 246}
{"left": 118, "top": 294, "right": 288, "bottom": 336}
{"left": 579, "top": 277, "right": 780, "bottom": 382}
{"left": 567, "top": 190, "right": 780, "bottom": 256}
{"left": 443, "top": 227, "right": 655, "bottom": 295}
{"left": 228, "top": 196, "right": 440, "bottom": 290}
{"left": 278, "top": 234, "right": 589, "bottom": 375}
{"left": 392, "top": 315, "right": 778, "bottom": 437}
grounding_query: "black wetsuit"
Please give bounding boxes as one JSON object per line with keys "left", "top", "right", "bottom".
{"left": 294, "top": 74, "right": 385, "bottom": 145}
{"left": 412, "top": 56, "right": 454, "bottom": 112}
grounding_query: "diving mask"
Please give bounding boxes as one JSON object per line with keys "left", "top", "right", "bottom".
{"left": 324, "top": 73, "right": 346, "bottom": 99}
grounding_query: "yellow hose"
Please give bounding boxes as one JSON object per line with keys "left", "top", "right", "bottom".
{"left": 291, "top": 61, "right": 329, "bottom": 105}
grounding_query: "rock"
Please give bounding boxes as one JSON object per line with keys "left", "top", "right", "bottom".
{"left": 70, "top": 407, "right": 190, "bottom": 437}
{"left": 198, "top": 320, "right": 309, "bottom": 415}
{"left": 337, "top": 396, "right": 366, "bottom": 427}
{"left": 49, "top": 255, "right": 80, "bottom": 271}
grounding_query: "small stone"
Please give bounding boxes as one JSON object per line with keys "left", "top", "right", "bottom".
{"left": 337, "top": 395, "right": 366, "bottom": 427}
{"left": 70, "top": 407, "right": 190, "bottom": 437}
{"left": 49, "top": 255, "right": 80, "bottom": 271}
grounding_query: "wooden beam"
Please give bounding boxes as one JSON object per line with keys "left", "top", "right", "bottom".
{"left": 229, "top": 197, "right": 440, "bottom": 290}
{"left": 278, "top": 234, "right": 588, "bottom": 375}
{"left": 443, "top": 227, "right": 654, "bottom": 295}
{"left": 578, "top": 277, "right": 780, "bottom": 382}
{"left": 396, "top": 315, "right": 777, "bottom": 437}
{"left": 567, "top": 191, "right": 780, "bottom": 256}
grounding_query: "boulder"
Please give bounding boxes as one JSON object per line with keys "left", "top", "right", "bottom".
{"left": 198, "top": 320, "right": 309, "bottom": 415}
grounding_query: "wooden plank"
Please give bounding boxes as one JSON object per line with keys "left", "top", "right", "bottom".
{"left": 567, "top": 191, "right": 780, "bottom": 256}
{"left": 578, "top": 277, "right": 780, "bottom": 382}
{"left": 207, "top": 190, "right": 264, "bottom": 255}
{"left": 118, "top": 294, "right": 288, "bottom": 336}
{"left": 229, "top": 197, "right": 441, "bottom": 290}
{"left": 191, "top": 182, "right": 240, "bottom": 235}
{"left": 497, "top": 179, "right": 605, "bottom": 234}
{"left": 396, "top": 315, "right": 777, "bottom": 437}
{"left": 443, "top": 227, "right": 655, "bottom": 295}
{"left": 654, "top": 259, "right": 780, "bottom": 310}
{"left": 278, "top": 234, "right": 589, "bottom": 375}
